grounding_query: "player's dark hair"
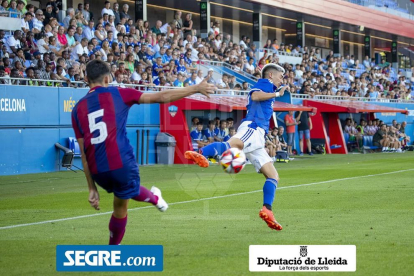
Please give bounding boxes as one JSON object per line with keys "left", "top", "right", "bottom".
{"left": 196, "top": 122, "right": 203, "bottom": 126}
{"left": 229, "top": 127, "right": 235, "bottom": 131}
{"left": 86, "top": 60, "right": 110, "bottom": 83}
{"left": 208, "top": 120, "right": 215, "bottom": 125}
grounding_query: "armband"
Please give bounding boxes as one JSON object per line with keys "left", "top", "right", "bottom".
{"left": 275, "top": 92, "right": 280, "bottom": 97}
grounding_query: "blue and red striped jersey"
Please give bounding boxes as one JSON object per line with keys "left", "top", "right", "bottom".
{"left": 71, "top": 86, "right": 143, "bottom": 175}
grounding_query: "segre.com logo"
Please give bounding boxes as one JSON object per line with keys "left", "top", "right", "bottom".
{"left": 56, "top": 245, "right": 163, "bottom": 272}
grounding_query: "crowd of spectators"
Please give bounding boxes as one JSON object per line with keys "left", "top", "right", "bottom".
{"left": 0, "top": 1, "right": 262, "bottom": 89}
{"left": 344, "top": 118, "right": 410, "bottom": 152}
{"left": 0, "top": 0, "right": 412, "bottom": 102}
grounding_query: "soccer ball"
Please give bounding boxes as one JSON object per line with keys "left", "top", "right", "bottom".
{"left": 219, "top": 148, "right": 246, "bottom": 174}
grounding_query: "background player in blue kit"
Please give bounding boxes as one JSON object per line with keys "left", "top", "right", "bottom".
{"left": 185, "top": 64, "right": 288, "bottom": 231}
{"left": 72, "top": 60, "right": 215, "bottom": 244}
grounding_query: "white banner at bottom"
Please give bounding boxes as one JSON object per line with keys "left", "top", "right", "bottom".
{"left": 249, "top": 245, "right": 356, "bottom": 272}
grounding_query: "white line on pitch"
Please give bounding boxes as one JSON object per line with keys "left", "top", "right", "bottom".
{"left": 0, "top": 168, "right": 413, "bottom": 230}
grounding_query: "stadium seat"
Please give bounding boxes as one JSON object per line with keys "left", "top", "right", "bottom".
{"left": 68, "top": 137, "right": 81, "bottom": 157}
{"left": 362, "top": 136, "right": 380, "bottom": 154}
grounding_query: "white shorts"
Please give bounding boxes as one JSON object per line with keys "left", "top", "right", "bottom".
{"left": 233, "top": 121, "right": 273, "bottom": 172}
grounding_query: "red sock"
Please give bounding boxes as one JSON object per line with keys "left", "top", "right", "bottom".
{"left": 132, "top": 186, "right": 158, "bottom": 205}
{"left": 108, "top": 214, "right": 127, "bottom": 245}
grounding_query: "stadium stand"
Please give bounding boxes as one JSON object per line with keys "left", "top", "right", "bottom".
{"left": 0, "top": 1, "right": 412, "bottom": 102}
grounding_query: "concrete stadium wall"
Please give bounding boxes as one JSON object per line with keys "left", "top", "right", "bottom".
{"left": 0, "top": 86, "right": 160, "bottom": 176}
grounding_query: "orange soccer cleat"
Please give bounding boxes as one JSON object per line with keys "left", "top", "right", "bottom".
{"left": 259, "top": 206, "right": 283, "bottom": 231}
{"left": 184, "top": 151, "right": 209, "bottom": 168}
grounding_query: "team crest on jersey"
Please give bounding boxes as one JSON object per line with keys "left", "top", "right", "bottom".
{"left": 168, "top": 105, "right": 178, "bottom": 117}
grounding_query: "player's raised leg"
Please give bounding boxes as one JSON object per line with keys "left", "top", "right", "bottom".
{"left": 130, "top": 185, "right": 168, "bottom": 212}
{"left": 258, "top": 162, "right": 282, "bottom": 231}
{"left": 185, "top": 134, "right": 245, "bottom": 167}
{"left": 109, "top": 196, "right": 129, "bottom": 245}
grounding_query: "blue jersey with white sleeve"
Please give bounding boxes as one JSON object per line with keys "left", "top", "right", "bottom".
{"left": 242, "top": 79, "right": 277, "bottom": 132}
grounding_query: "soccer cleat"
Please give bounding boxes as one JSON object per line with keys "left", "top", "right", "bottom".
{"left": 150, "top": 186, "right": 168, "bottom": 212}
{"left": 184, "top": 151, "right": 209, "bottom": 168}
{"left": 259, "top": 206, "right": 283, "bottom": 231}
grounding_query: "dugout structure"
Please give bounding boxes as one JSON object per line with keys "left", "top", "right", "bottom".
{"left": 160, "top": 95, "right": 314, "bottom": 164}
{"left": 303, "top": 100, "right": 409, "bottom": 154}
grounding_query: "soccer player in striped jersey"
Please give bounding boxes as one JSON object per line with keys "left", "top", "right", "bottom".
{"left": 185, "top": 64, "right": 288, "bottom": 231}
{"left": 72, "top": 60, "right": 215, "bottom": 244}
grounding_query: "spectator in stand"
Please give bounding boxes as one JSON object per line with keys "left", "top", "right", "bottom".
{"left": 0, "top": 0, "right": 8, "bottom": 12}
{"left": 284, "top": 110, "right": 298, "bottom": 156}
{"left": 120, "top": 4, "right": 131, "bottom": 21}
{"left": 151, "top": 20, "right": 162, "bottom": 35}
{"left": 244, "top": 58, "right": 255, "bottom": 75}
{"left": 182, "top": 13, "right": 193, "bottom": 39}
{"left": 101, "top": 1, "right": 114, "bottom": 17}
{"left": 63, "top": 8, "right": 74, "bottom": 29}
{"left": 71, "top": 38, "right": 88, "bottom": 61}
{"left": 7, "top": 0, "right": 18, "bottom": 18}
{"left": 217, "top": 74, "right": 230, "bottom": 89}
{"left": 21, "top": 12, "right": 32, "bottom": 33}
{"left": 184, "top": 71, "right": 197, "bottom": 86}
{"left": 66, "top": 27, "right": 79, "bottom": 48}
{"left": 32, "top": 9, "right": 44, "bottom": 34}
{"left": 195, "top": 70, "right": 204, "bottom": 84}
{"left": 173, "top": 72, "right": 184, "bottom": 87}
{"left": 43, "top": 4, "right": 55, "bottom": 26}
{"left": 205, "top": 68, "right": 216, "bottom": 84}
{"left": 295, "top": 110, "right": 313, "bottom": 156}
{"left": 5, "top": 30, "right": 22, "bottom": 58}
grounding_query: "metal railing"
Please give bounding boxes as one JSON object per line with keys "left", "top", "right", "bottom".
{"left": 0, "top": 10, "right": 22, "bottom": 18}
{"left": 0, "top": 76, "right": 251, "bottom": 95}
{"left": 1, "top": 76, "right": 411, "bottom": 102}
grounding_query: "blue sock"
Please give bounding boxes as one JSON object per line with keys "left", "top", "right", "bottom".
{"left": 263, "top": 178, "right": 278, "bottom": 210}
{"left": 200, "top": 142, "right": 230, "bottom": 157}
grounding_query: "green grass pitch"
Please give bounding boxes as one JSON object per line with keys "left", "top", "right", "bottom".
{"left": 0, "top": 154, "right": 414, "bottom": 276}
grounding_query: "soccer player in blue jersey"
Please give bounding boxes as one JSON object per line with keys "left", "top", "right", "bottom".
{"left": 185, "top": 64, "right": 288, "bottom": 231}
{"left": 72, "top": 60, "right": 215, "bottom": 244}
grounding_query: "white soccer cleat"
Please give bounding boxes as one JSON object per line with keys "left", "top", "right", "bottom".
{"left": 150, "top": 186, "right": 168, "bottom": 212}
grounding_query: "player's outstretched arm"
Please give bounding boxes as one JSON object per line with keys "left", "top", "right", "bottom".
{"left": 139, "top": 79, "right": 216, "bottom": 104}
{"left": 251, "top": 85, "right": 288, "bottom": 102}
{"left": 78, "top": 138, "right": 100, "bottom": 210}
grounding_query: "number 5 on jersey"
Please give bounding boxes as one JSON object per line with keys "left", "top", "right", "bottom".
{"left": 88, "top": 109, "right": 108, "bottom": 144}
